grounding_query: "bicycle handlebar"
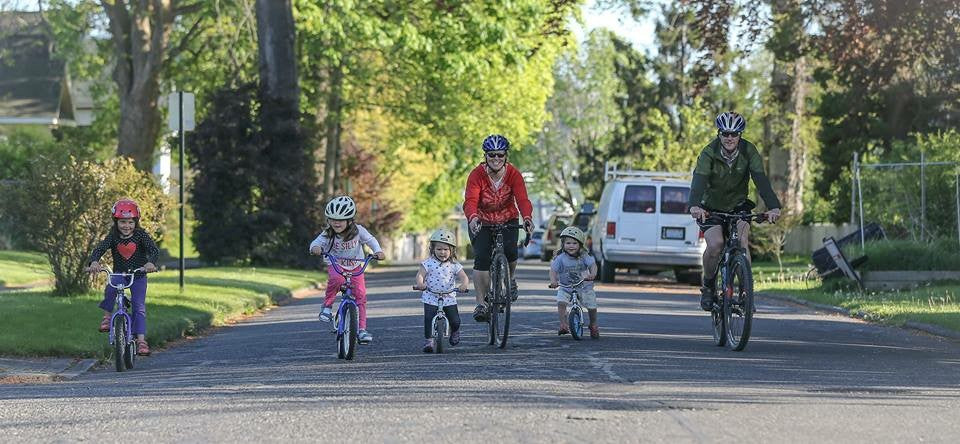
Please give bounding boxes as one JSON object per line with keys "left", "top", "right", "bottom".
{"left": 98, "top": 266, "right": 148, "bottom": 290}
{"left": 549, "top": 278, "right": 593, "bottom": 289}
{"left": 324, "top": 254, "right": 376, "bottom": 278}
{"left": 477, "top": 222, "right": 531, "bottom": 247}
{"left": 705, "top": 211, "right": 769, "bottom": 223}
{"left": 412, "top": 286, "right": 469, "bottom": 295}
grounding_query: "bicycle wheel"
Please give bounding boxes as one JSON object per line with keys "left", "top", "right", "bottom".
{"left": 339, "top": 304, "right": 359, "bottom": 360}
{"left": 124, "top": 339, "right": 136, "bottom": 369}
{"left": 569, "top": 306, "right": 583, "bottom": 340}
{"left": 725, "top": 253, "right": 754, "bottom": 351}
{"left": 433, "top": 317, "right": 446, "bottom": 354}
{"left": 709, "top": 275, "right": 726, "bottom": 347}
{"left": 113, "top": 315, "right": 126, "bottom": 372}
{"left": 490, "top": 254, "right": 512, "bottom": 348}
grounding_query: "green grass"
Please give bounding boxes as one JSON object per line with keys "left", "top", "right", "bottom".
{"left": 0, "top": 267, "right": 323, "bottom": 358}
{"left": 0, "top": 250, "right": 53, "bottom": 287}
{"left": 161, "top": 211, "right": 199, "bottom": 259}
{"left": 845, "top": 239, "right": 960, "bottom": 271}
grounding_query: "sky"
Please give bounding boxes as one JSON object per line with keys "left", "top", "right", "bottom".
{"left": 575, "top": 0, "right": 659, "bottom": 55}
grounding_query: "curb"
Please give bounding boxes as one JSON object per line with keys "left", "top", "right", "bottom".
{"left": 57, "top": 359, "right": 99, "bottom": 380}
{"left": 759, "top": 291, "right": 960, "bottom": 341}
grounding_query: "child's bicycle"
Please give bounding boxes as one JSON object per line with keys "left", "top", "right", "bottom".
{"left": 549, "top": 277, "right": 592, "bottom": 340}
{"left": 98, "top": 266, "right": 146, "bottom": 372}
{"left": 413, "top": 286, "right": 468, "bottom": 354}
{"left": 323, "top": 254, "right": 376, "bottom": 360}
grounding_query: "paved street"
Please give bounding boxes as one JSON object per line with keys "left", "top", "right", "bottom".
{"left": 2, "top": 262, "right": 959, "bottom": 443}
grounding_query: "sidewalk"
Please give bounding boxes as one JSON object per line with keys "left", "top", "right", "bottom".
{"left": 0, "top": 357, "right": 97, "bottom": 384}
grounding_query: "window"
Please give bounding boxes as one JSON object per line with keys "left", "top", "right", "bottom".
{"left": 622, "top": 185, "right": 656, "bottom": 213}
{"left": 660, "top": 186, "right": 690, "bottom": 214}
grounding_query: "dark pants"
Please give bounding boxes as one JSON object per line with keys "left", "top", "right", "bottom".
{"left": 424, "top": 303, "right": 461, "bottom": 339}
{"left": 469, "top": 219, "right": 520, "bottom": 271}
{"left": 98, "top": 275, "right": 148, "bottom": 335}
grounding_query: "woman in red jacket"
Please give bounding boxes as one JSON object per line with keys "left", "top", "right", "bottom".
{"left": 463, "top": 134, "right": 534, "bottom": 322}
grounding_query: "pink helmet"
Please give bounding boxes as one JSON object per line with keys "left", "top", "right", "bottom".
{"left": 112, "top": 199, "right": 141, "bottom": 219}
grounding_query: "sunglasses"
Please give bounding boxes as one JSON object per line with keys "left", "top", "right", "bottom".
{"left": 485, "top": 152, "right": 507, "bottom": 158}
{"left": 719, "top": 131, "right": 741, "bottom": 138}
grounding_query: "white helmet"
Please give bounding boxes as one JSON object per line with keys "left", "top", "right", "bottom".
{"left": 325, "top": 196, "right": 357, "bottom": 220}
{"left": 559, "top": 226, "right": 586, "bottom": 246}
{"left": 429, "top": 228, "right": 457, "bottom": 247}
{"left": 715, "top": 111, "right": 746, "bottom": 133}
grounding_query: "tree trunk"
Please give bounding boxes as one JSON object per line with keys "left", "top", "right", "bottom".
{"left": 323, "top": 63, "right": 344, "bottom": 199}
{"left": 256, "top": 0, "right": 299, "bottom": 105}
{"left": 102, "top": 0, "right": 176, "bottom": 171}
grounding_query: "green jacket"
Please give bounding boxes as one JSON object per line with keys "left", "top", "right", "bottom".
{"left": 688, "top": 138, "right": 782, "bottom": 212}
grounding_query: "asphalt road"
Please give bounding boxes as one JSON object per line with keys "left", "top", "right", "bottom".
{"left": 2, "top": 261, "right": 959, "bottom": 443}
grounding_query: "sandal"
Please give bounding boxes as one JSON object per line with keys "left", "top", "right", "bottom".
{"left": 136, "top": 339, "right": 151, "bottom": 356}
{"left": 589, "top": 325, "right": 600, "bottom": 339}
{"left": 98, "top": 314, "right": 111, "bottom": 333}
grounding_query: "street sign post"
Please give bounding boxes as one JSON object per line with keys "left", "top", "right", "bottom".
{"left": 168, "top": 92, "right": 195, "bottom": 290}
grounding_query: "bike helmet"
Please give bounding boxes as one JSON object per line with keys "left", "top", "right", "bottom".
{"left": 559, "top": 226, "right": 586, "bottom": 246}
{"left": 481, "top": 134, "right": 510, "bottom": 152}
{"left": 324, "top": 196, "right": 357, "bottom": 220}
{"left": 715, "top": 111, "right": 746, "bottom": 133}
{"left": 112, "top": 199, "right": 141, "bottom": 219}
{"left": 429, "top": 228, "right": 457, "bottom": 248}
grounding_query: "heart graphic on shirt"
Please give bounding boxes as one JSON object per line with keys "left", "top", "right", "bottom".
{"left": 117, "top": 242, "right": 137, "bottom": 260}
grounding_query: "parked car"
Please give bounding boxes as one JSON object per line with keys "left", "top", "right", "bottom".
{"left": 540, "top": 211, "right": 572, "bottom": 261}
{"left": 572, "top": 202, "right": 597, "bottom": 254}
{"left": 522, "top": 229, "right": 544, "bottom": 258}
{"left": 589, "top": 166, "right": 705, "bottom": 284}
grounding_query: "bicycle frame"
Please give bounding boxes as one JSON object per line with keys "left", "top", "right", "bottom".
{"left": 99, "top": 268, "right": 139, "bottom": 345}
{"left": 708, "top": 212, "right": 765, "bottom": 306}
{"left": 325, "top": 254, "right": 375, "bottom": 338}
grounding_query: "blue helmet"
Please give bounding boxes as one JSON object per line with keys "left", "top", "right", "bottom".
{"left": 482, "top": 134, "right": 510, "bottom": 152}
{"left": 715, "top": 111, "right": 746, "bottom": 133}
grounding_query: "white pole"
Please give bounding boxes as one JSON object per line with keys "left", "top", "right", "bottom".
{"left": 857, "top": 155, "right": 865, "bottom": 252}
{"left": 920, "top": 148, "right": 926, "bottom": 242}
{"left": 956, "top": 172, "right": 959, "bottom": 251}
{"left": 851, "top": 152, "right": 858, "bottom": 225}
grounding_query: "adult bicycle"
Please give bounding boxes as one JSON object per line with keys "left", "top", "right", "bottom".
{"left": 704, "top": 210, "right": 768, "bottom": 351}
{"left": 98, "top": 266, "right": 145, "bottom": 372}
{"left": 479, "top": 222, "right": 528, "bottom": 349}
{"left": 324, "top": 254, "right": 375, "bottom": 360}
{"left": 549, "top": 277, "right": 592, "bottom": 340}
{"left": 413, "top": 286, "right": 467, "bottom": 354}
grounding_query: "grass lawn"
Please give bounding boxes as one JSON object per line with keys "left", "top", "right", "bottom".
{"left": 0, "top": 267, "right": 323, "bottom": 358}
{"left": 0, "top": 251, "right": 53, "bottom": 287}
{"left": 753, "top": 256, "right": 960, "bottom": 334}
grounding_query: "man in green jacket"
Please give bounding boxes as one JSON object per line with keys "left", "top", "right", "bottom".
{"left": 688, "top": 111, "right": 782, "bottom": 311}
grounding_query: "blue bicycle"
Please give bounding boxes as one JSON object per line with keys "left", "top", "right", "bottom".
{"left": 98, "top": 266, "right": 143, "bottom": 372}
{"left": 324, "top": 254, "right": 375, "bottom": 360}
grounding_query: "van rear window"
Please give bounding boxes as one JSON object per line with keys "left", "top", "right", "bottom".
{"left": 660, "top": 186, "right": 690, "bottom": 214}
{"left": 622, "top": 185, "right": 656, "bottom": 213}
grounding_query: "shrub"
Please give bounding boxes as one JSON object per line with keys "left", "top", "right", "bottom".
{"left": 1, "top": 156, "right": 171, "bottom": 295}
{"left": 858, "top": 239, "right": 960, "bottom": 271}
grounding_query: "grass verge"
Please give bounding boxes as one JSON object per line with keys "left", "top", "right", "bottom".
{"left": 0, "top": 267, "right": 323, "bottom": 358}
{"left": 0, "top": 250, "right": 53, "bottom": 287}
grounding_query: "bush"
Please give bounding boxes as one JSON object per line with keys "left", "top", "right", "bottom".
{"left": 0, "top": 156, "right": 172, "bottom": 295}
{"left": 857, "top": 239, "right": 960, "bottom": 271}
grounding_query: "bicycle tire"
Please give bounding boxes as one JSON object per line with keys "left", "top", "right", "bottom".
{"left": 344, "top": 304, "right": 359, "bottom": 360}
{"left": 113, "top": 315, "right": 126, "bottom": 372}
{"left": 490, "top": 253, "right": 512, "bottom": 348}
{"left": 709, "top": 274, "right": 726, "bottom": 347}
{"left": 433, "top": 317, "right": 446, "bottom": 354}
{"left": 124, "top": 339, "right": 136, "bottom": 369}
{"left": 725, "top": 253, "right": 754, "bottom": 351}
{"left": 569, "top": 306, "right": 583, "bottom": 340}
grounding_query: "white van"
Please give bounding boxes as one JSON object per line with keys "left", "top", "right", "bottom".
{"left": 589, "top": 165, "right": 705, "bottom": 284}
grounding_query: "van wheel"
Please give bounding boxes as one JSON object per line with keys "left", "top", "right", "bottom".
{"left": 675, "top": 270, "right": 702, "bottom": 286}
{"left": 599, "top": 259, "right": 616, "bottom": 283}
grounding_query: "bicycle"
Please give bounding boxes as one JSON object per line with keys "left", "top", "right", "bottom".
{"left": 98, "top": 266, "right": 145, "bottom": 372}
{"left": 477, "top": 222, "right": 528, "bottom": 349}
{"left": 549, "top": 277, "right": 592, "bottom": 340}
{"left": 413, "top": 286, "right": 468, "bottom": 354}
{"left": 703, "top": 210, "right": 768, "bottom": 351}
{"left": 323, "top": 254, "right": 375, "bottom": 360}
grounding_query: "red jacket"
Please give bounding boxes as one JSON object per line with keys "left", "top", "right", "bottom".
{"left": 463, "top": 162, "right": 533, "bottom": 225}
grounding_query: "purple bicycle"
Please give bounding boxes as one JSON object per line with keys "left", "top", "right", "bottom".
{"left": 324, "top": 254, "right": 376, "bottom": 360}
{"left": 98, "top": 266, "right": 144, "bottom": 372}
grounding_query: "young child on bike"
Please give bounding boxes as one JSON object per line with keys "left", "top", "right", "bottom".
{"left": 84, "top": 199, "right": 159, "bottom": 356}
{"left": 414, "top": 229, "right": 470, "bottom": 353}
{"left": 548, "top": 226, "right": 599, "bottom": 339}
{"left": 309, "top": 195, "right": 385, "bottom": 344}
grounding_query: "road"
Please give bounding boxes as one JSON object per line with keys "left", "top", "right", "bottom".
{"left": 2, "top": 261, "right": 959, "bottom": 442}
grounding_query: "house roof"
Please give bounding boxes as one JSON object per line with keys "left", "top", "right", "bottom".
{"left": 0, "top": 11, "right": 91, "bottom": 126}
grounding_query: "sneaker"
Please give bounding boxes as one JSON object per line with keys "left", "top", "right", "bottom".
{"left": 449, "top": 331, "right": 460, "bottom": 346}
{"left": 99, "top": 314, "right": 111, "bottom": 333}
{"left": 422, "top": 338, "right": 435, "bottom": 353}
{"left": 136, "top": 339, "right": 151, "bottom": 356}
{"left": 318, "top": 306, "right": 333, "bottom": 322}
{"left": 589, "top": 325, "right": 600, "bottom": 339}
{"left": 558, "top": 328, "right": 569, "bottom": 336}
{"left": 510, "top": 279, "right": 519, "bottom": 302}
{"left": 699, "top": 286, "right": 717, "bottom": 311}
{"left": 358, "top": 329, "right": 373, "bottom": 344}
{"left": 472, "top": 304, "right": 489, "bottom": 322}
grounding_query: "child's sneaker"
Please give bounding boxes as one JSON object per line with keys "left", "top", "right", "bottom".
{"left": 449, "top": 331, "right": 460, "bottom": 346}
{"left": 422, "top": 338, "right": 435, "bottom": 353}
{"left": 318, "top": 307, "right": 333, "bottom": 322}
{"left": 136, "top": 339, "right": 151, "bottom": 356}
{"left": 98, "top": 314, "right": 111, "bottom": 332}
{"left": 358, "top": 329, "right": 373, "bottom": 344}
{"left": 589, "top": 325, "right": 600, "bottom": 339}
